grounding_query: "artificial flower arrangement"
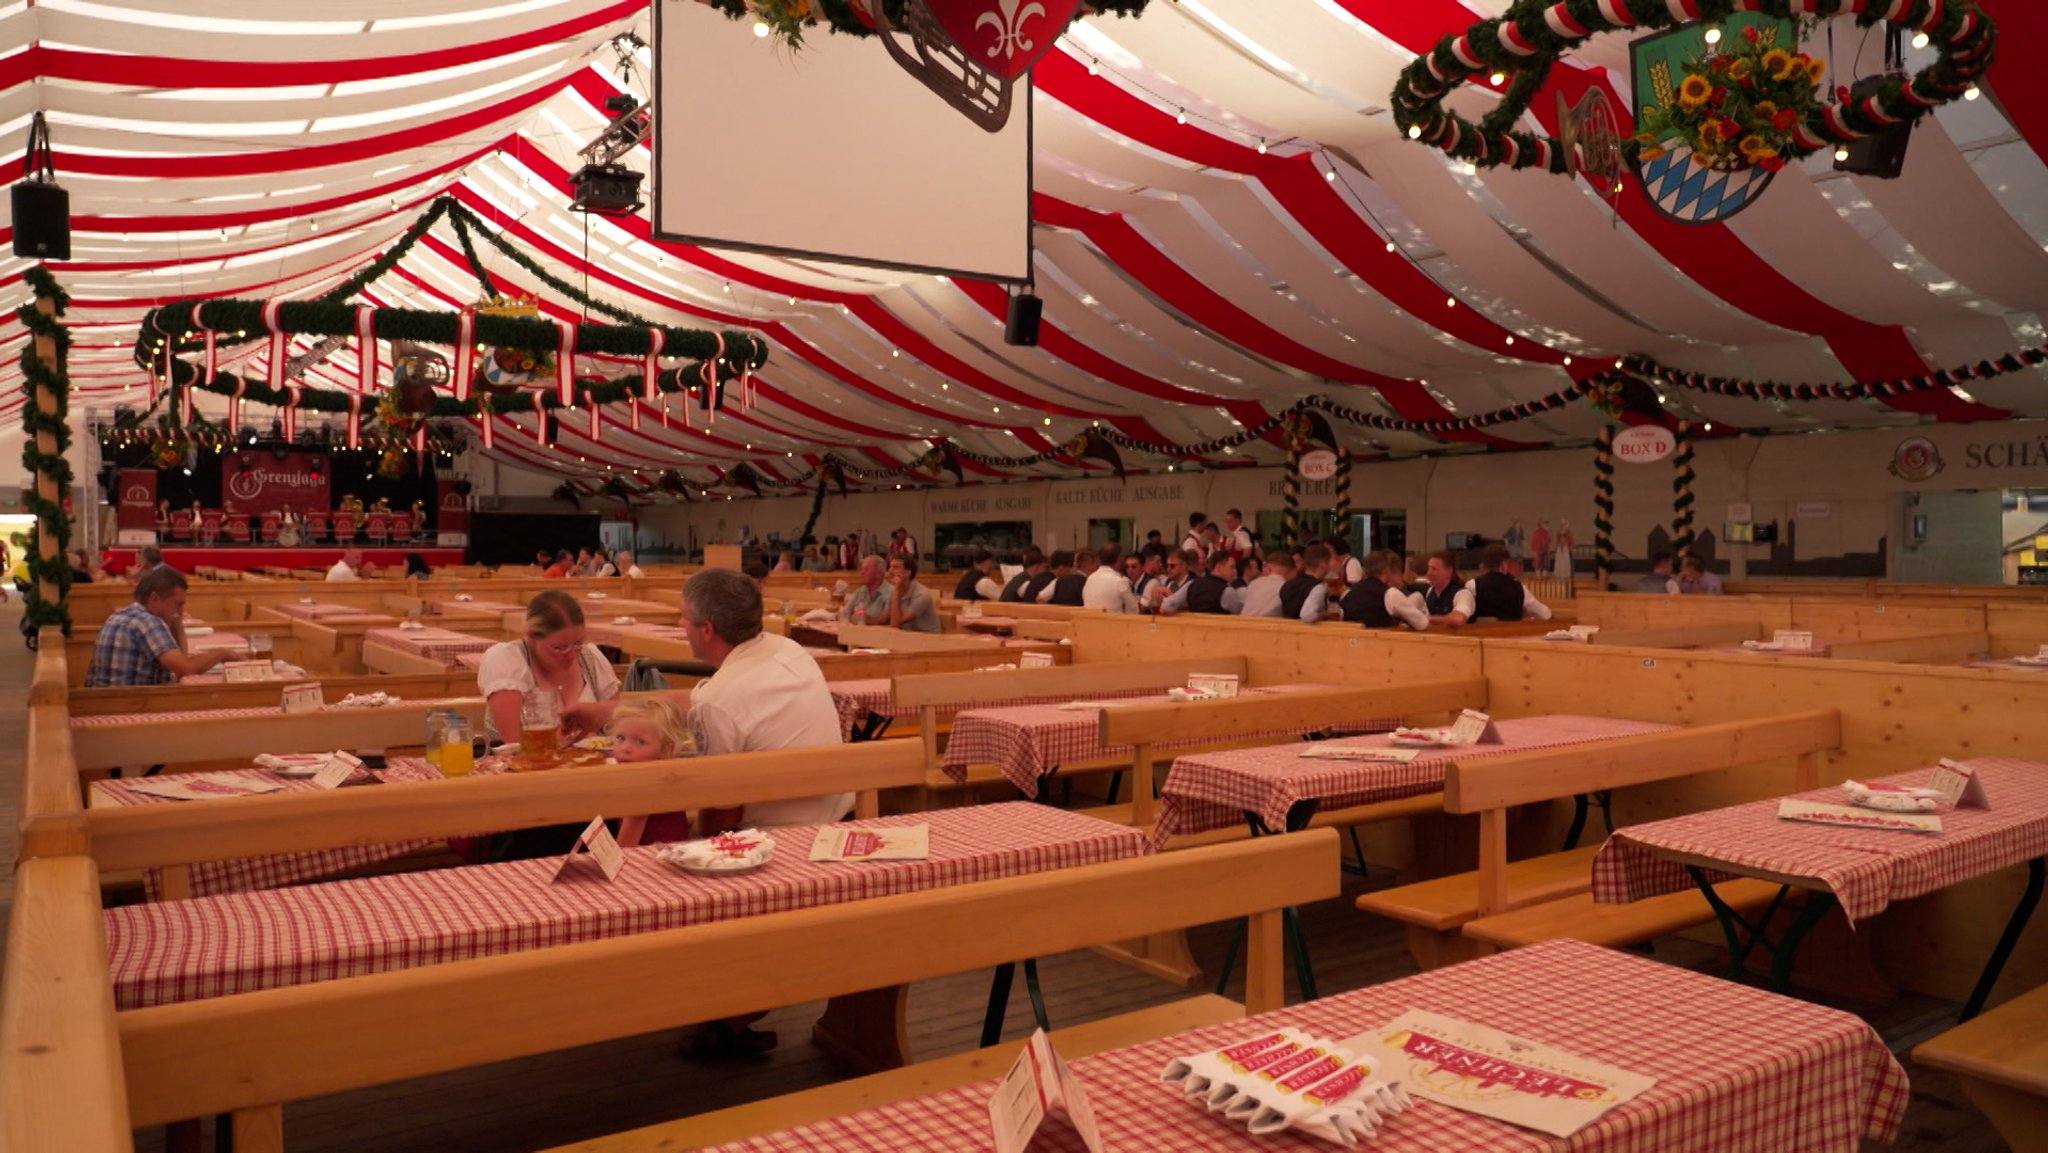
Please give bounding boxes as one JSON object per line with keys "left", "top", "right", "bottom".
{"left": 1628, "top": 23, "right": 1825, "bottom": 172}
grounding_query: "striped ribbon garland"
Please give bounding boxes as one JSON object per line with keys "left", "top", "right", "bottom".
{"left": 1594, "top": 424, "right": 1616, "bottom": 589}
{"left": 1671, "top": 421, "right": 1696, "bottom": 562}
{"left": 1331, "top": 448, "right": 1352, "bottom": 531}
{"left": 1282, "top": 441, "right": 1302, "bottom": 549}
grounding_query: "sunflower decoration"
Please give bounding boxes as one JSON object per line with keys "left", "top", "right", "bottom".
{"left": 375, "top": 449, "right": 408, "bottom": 479}
{"left": 373, "top": 386, "right": 428, "bottom": 442}
{"left": 146, "top": 437, "right": 185, "bottom": 471}
{"left": 1626, "top": 22, "right": 1824, "bottom": 173}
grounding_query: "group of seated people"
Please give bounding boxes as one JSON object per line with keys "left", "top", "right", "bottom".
{"left": 936, "top": 539, "right": 1549, "bottom": 631}
{"left": 1635, "top": 550, "right": 1725, "bottom": 595}
{"left": 534, "top": 547, "right": 645, "bottom": 579}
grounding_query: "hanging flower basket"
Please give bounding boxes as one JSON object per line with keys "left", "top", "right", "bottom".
{"left": 1626, "top": 24, "right": 1823, "bottom": 174}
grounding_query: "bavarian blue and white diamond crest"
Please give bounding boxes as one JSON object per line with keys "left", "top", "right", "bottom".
{"left": 1635, "top": 143, "right": 1774, "bottom": 224}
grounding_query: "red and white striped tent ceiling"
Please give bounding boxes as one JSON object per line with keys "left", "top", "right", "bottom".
{"left": 2, "top": 0, "right": 2044, "bottom": 491}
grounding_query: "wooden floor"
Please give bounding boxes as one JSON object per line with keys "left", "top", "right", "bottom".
{"left": 0, "top": 598, "right": 2008, "bottom": 1151}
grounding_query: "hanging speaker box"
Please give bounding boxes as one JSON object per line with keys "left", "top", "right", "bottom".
{"left": 1003, "top": 293, "right": 1042, "bottom": 346}
{"left": 11, "top": 181, "right": 71, "bottom": 260}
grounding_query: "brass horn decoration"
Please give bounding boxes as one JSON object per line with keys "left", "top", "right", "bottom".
{"left": 1557, "top": 88, "right": 1623, "bottom": 193}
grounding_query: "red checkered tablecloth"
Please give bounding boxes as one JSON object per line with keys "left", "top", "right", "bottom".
{"left": 704, "top": 938, "right": 1906, "bottom": 1152}
{"left": 364, "top": 626, "right": 495, "bottom": 664}
{"left": 91, "top": 757, "right": 464, "bottom": 900}
{"left": 456, "top": 652, "right": 484, "bottom": 671}
{"left": 267, "top": 601, "right": 376, "bottom": 621}
{"left": 105, "top": 802, "right": 1148, "bottom": 1010}
{"left": 1594, "top": 759, "right": 2048, "bottom": 925}
{"left": 939, "top": 686, "right": 1390, "bottom": 799}
{"left": 1154, "top": 716, "right": 1676, "bottom": 846}
{"left": 826, "top": 680, "right": 1171, "bottom": 743}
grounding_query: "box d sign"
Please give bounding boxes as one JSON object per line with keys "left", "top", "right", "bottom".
{"left": 1613, "top": 425, "right": 1676, "bottom": 464}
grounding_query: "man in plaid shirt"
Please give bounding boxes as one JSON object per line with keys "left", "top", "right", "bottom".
{"left": 86, "top": 567, "right": 241, "bottom": 687}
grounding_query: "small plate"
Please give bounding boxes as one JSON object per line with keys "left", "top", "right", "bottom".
{"left": 667, "top": 857, "right": 771, "bottom": 876}
{"left": 574, "top": 736, "right": 614, "bottom": 751}
{"left": 1387, "top": 729, "right": 1450, "bottom": 749}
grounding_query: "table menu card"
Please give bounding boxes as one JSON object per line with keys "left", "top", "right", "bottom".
{"left": 311, "top": 752, "right": 371, "bottom": 790}
{"left": 989, "top": 1029, "right": 1104, "bottom": 1153}
{"left": 1446, "top": 709, "right": 1503, "bottom": 745}
{"left": 223, "top": 660, "right": 279, "bottom": 683}
{"left": 808, "top": 823, "right": 930, "bottom": 862}
{"left": 1348, "top": 1009, "right": 1654, "bottom": 1139}
{"left": 1773, "top": 629, "right": 1816, "bottom": 651}
{"left": 125, "top": 774, "right": 286, "bottom": 802}
{"left": 1778, "top": 798, "right": 1942, "bottom": 834}
{"left": 1019, "top": 650, "right": 1054, "bottom": 668}
{"left": 1186, "top": 673, "right": 1241, "bottom": 699}
{"left": 554, "top": 816, "right": 625, "bottom": 882}
{"left": 1299, "top": 745, "right": 1420, "bottom": 763}
{"left": 281, "top": 682, "right": 323, "bottom": 714}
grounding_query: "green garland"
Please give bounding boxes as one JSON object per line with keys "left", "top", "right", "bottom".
{"left": 124, "top": 196, "right": 768, "bottom": 437}
{"left": 17, "top": 266, "right": 74, "bottom": 634}
{"left": 1671, "top": 421, "right": 1696, "bottom": 561}
{"left": 1391, "top": 0, "right": 1995, "bottom": 175}
{"left": 1593, "top": 423, "right": 1615, "bottom": 590}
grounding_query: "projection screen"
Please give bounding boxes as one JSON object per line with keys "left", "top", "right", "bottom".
{"left": 652, "top": 1, "right": 1033, "bottom": 283}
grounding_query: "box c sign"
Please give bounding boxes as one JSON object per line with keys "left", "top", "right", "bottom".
{"left": 1613, "top": 425, "right": 1676, "bottom": 465}
{"left": 1298, "top": 450, "right": 1338, "bottom": 481}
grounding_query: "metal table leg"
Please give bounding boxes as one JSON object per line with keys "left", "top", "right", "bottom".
{"left": 1562, "top": 790, "right": 1613, "bottom": 851}
{"left": 1212, "top": 800, "right": 1322, "bottom": 1000}
{"left": 981, "top": 959, "right": 1051, "bottom": 1045}
{"left": 1687, "top": 866, "right": 1833, "bottom": 993}
{"left": 1961, "top": 857, "right": 2045, "bottom": 1022}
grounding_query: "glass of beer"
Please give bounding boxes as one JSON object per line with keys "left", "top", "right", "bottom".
{"left": 520, "top": 693, "right": 560, "bottom": 758}
{"left": 439, "top": 716, "right": 475, "bottom": 777}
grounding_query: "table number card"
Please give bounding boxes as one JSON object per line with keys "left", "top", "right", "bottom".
{"left": 1019, "top": 650, "right": 1054, "bottom": 668}
{"left": 988, "top": 1029, "right": 1105, "bottom": 1153}
{"left": 1348, "top": 1009, "right": 1654, "bottom": 1139}
{"left": 281, "top": 682, "right": 324, "bottom": 714}
{"left": 1187, "top": 673, "right": 1241, "bottom": 699}
{"left": 311, "top": 752, "right": 369, "bottom": 790}
{"left": 223, "top": 660, "right": 278, "bottom": 683}
{"left": 1778, "top": 799, "right": 1942, "bottom": 834}
{"left": 1445, "top": 709, "right": 1503, "bottom": 745}
{"left": 1929, "top": 759, "right": 1990, "bottom": 809}
{"left": 554, "top": 816, "right": 625, "bottom": 882}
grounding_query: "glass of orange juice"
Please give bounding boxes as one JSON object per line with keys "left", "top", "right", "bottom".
{"left": 439, "top": 716, "right": 475, "bottom": 776}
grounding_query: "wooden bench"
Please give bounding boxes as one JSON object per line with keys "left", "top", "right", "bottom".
{"left": 1356, "top": 710, "right": 1841, "bottom": 969}
{"left": 1914, "top": 983, "right": 2048, "bottom": 1151}
{"left": 114, "top": 831, "right": 1342, "bottom": 1149}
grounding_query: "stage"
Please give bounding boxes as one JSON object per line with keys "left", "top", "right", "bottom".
{"left": 105, "top": 546, "right": 467, "bottom": 574}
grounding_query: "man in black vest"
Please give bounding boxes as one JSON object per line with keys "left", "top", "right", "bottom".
{"left": 1421, "top": 549, "right": 1474, "bottom": 627}
{"left": 1277, "top": 544, "right": 1337, "bottom": 623}
{"left": 951, "top": 549, "right": 1002, "bottom": 602}
{"left": 1047, "top": 550, "right": 1087, "bottom": 606}
{"left": 1162, "top": 552, "right": 1239, "bottom": 615}
{"left": 1339, "top": 550, "right": 1430, "bottom": 630}
{"left": 1000, "top": 547, "right": 1055, "bottom": 603}
{"left": 1466, "top": 543, "right": 1551, "bottom": 622}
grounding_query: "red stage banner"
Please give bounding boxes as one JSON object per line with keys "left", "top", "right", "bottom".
{"left": 436, "top": 478, "right": 469, "bottom": 535}
{"left": 116, "top": 469, "right": 157, "bottom": 530}
{"left": 222, "top": 451, "right": 331, "bottom": 517}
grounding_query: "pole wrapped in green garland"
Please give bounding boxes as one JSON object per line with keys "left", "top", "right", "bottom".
{"left": 1594, "top": 424, "right": 1615, "bottom": 591}
{"left": 17, "top": 266, "right": 74, "bottom": 635}
{"left": 1671, "top": 421, "right": 1696, "bottom": 562}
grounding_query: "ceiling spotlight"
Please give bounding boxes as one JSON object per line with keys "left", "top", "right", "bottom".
{"left": 1489, "top": 71, "right": 1506, "bottom": 86}
{"left": 1446, "top": 296, "right": 1457, "bottom": 308}
{"left": 1175, "top": 108, "right": 1188, "bottom": 125}
{"left": 1703, "top": 25, "right": 1722, "bottom": 44}
{"left": 1325, "top": 169, "right": 1337, "bottom": 181}
{"left": 1911, "top": 31, "right": 1929, "bottom": 49}
{"left": 1086, "top": 58, "right": 1099, "bottom": 76}
{"left": 1407, "top": 124, "right": 1423, "bottom": 139}
{"left": 1504, "top": 335, "right": 1515, "bottom": 345}
{"left": 753, "top": 21, "right": 770, "bottom": 37}
{"left": 1256, "top": 139, "right": 1268, "bottom": 154}
{"left": 1834, "top": 145, "right": 1851, "bottom": 161}
{"left": 1462, "top": 161, "right": 1478, "bottom": 175}
{"left": 1964, "top": 85, "right": 1981, "bottom": 100}
{"left": 1383, "top": 241, "right": 1396, "bottom": 252}
{"left": 1562, "top": 355, "right": 1573, "bottom": 365}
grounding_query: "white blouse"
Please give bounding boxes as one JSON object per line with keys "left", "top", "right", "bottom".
{"left": 475, "top": 639, "right": 621, "bottom": 739}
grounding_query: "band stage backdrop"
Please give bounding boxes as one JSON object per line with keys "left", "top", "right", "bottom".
{"left": 222, "top": 450, "right": 331, "bottom": 518}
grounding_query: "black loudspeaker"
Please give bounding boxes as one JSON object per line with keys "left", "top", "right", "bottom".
{"left": 1003, "top": 292, "right": 1042, "bottom": 347}
{"left": 1831, "top": 77, "right": 1912, "bottom": 180}
{"left": 12, "top": 182, "right": 69, "bottom": 259}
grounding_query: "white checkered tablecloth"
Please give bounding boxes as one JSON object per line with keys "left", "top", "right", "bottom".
{"left": 91, "top": 757, "right": 464, "bottom": 900}
{"left": 939, "top": 686, "right": 1391, "bottom": 799}
{"left": 364, "top": 626, "right": 494, "bottom": 664}
{"left": 1594, "top": 759, "right": 2048, "bottom": 925}
{"left": 704, "top": 938, "right": 1907, "bottom": 1152}
{"left": 1153, "top": 716, "right": 1676, "bottom": 846}
{"left": 105, "top": 802, "right": 1149, "bottom": 1010}
{"left": 267, "top": 601, "right": 376, "bottom": 621}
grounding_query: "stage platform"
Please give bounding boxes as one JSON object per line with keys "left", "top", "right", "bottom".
{"left": 105, "top": 546, "right": 467, "bottom": 574}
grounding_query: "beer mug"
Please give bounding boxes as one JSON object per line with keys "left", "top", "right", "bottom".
{"left": 439, "top": 716, "right": 475, "bottom": 777}
{"left": 519, "top": 692, "right": 560, "bottom": 758}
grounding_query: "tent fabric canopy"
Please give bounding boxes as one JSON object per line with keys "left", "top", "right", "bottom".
{"left": 3, "top": 0, "right": 2044, "bottom": 493}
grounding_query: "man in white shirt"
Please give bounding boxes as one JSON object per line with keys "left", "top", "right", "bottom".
{"left": 1180, "top": 512, "right": 1208, "bottom": 558}
{"left": 1081, "top": 543, "right": 1141, "bottom": 613}
{"left": 616, "top": 549, "right": 645, "bottom": 579}
{"left": 1419, "top": 550, "right": 1476, "bottom": 627}
{"left": 1222, "top": 509, "right": 1256, "bottom": 557}
{"left": 1337, "top": 550, "right": 1430, "bottom": 630}
{"left": 566, "top": 569, "right": 848, "bottom": 829}
{"left": 1235, "top": 549, "right": 1291, "bottom": 618}
{"left": 325, "top": 549, "right": 362, "bottom": 581}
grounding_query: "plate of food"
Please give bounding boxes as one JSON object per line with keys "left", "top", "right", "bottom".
{"left": 573, "top": 735, "right": 614, "bottom": 752}
{"left": 506, "top": 748, "right": 610, "bottom": 772}
{"left": 254, "top": 753, "right": 330, "bottom": 778}
{"left": 657, "top": 830, "right": 774, "bottom": 875}
{"left": 1386, "top": 726, "right": 1452, "bottom": 748}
